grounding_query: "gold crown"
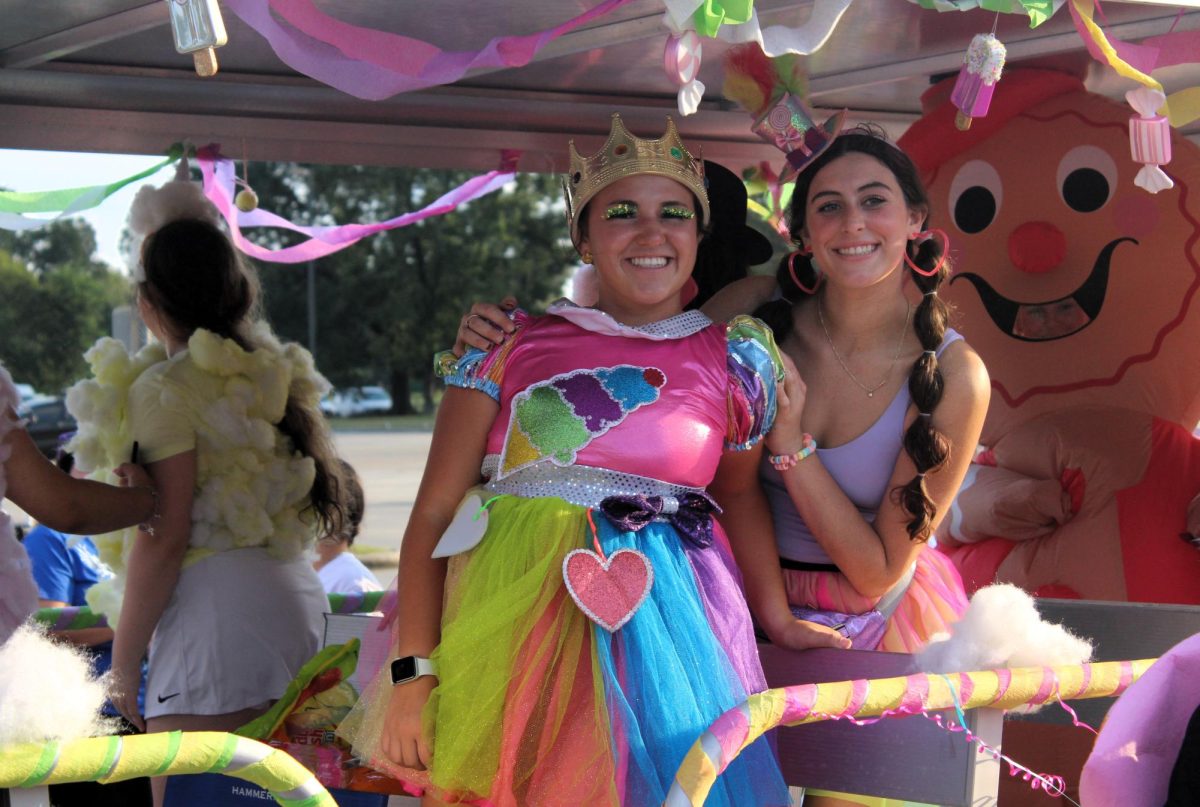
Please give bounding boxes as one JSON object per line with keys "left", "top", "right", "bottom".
{"left": 564, "top": 113, "right": 709, "bottom": 250}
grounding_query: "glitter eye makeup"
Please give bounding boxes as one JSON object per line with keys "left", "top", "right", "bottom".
{"left": 604, "top": 202, "right": 638, "bottom": 220}
{"left": 662, "top": 205, "right": 695, "bottom": 220}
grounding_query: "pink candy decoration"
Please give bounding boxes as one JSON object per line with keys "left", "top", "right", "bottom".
{"left": 562, "top": 547, "right": 653, "bottom": 632}
{"left": 663, "top": 31, "right": 702, "bottom": 86}
{"left": 1127, "top": 87, "right": 1174, "bottom": 193}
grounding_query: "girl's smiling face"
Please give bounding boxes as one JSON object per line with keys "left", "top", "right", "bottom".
{"left": 799, "top": 152, "right": 925, "bottom": 290}
{"left": 579, "top": 174, "right": 701, "bottom": 325}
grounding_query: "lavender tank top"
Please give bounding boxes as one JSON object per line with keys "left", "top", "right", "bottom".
{"left": 765, "top": 329, "right": 963, "bottom": 566}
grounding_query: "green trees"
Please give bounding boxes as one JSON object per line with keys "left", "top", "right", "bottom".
{"left": 245, "top": 163, "right": 573, "bottom": 414}
{"left": 0, "top": 220, "right": 131, "bottom": 393}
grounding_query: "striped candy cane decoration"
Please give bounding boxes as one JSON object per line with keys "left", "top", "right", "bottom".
{"left": 664, "top": 658, "right": 1155, "bottom": 807}
{"left": 0, "top": 731, "right": 335, "bottom": 806}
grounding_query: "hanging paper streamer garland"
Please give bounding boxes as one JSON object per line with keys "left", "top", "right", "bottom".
{"left": 0, "top": 730, "right": 334, "bottom": 806}
{"left": 196, "top": 145, "right": 520, "bottom": 264}
{"left": 0, "top": 145, "right": 182, "bottom": 232}
{"left": 665, "top": 658, "right": 1154, "bottom": 806}
{"left": 222, "top": 0, "right": 637, "bottom": 101}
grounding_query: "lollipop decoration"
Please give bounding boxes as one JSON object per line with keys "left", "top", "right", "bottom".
{"left": 166, "top": 0, "right": 229, "bottom": 77}
{"left": 1127, "top": 87, "right": 1174, "bottom": 194}
{"left": 664, "top": 30, "right": 706, "bottom": 116}
{"left": 951, "top": 33, "right": 1007, "bottom": 131}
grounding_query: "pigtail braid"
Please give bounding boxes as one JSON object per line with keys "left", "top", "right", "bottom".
{"left": 895, "top": 237, "right": 951, "bottom": 541}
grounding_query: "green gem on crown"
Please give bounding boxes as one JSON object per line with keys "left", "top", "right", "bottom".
{"left": 670, "top": 147, "right": 683, "bottom": 159}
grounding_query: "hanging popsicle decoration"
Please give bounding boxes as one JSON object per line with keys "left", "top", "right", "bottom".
{"left": 165, "top": 0, "right": 229, "bottom": 77}
{"left": 951, "top": 33, "right": 1007, "bottom": 130}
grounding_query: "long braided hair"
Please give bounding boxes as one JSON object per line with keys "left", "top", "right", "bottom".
{"left": 754, "top": 125, "right": 951, "bottom": 542}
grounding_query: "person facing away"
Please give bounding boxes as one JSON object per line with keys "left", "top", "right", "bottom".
{"left": 314, "top": 460, "right": 382, "bottom": 594}
{"left": 336, "top": 113, "right": 848, "bottom": 807}
{"left": 67, "top": 176, "right": 346, "bottom": 807}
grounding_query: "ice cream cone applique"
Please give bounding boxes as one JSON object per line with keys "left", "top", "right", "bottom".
{"left": 498, "top": 365, "right": 666, "bottom": 477}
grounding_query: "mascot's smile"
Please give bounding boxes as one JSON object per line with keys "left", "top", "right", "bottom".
{"left": 951, "top": 237, "right": 1136, "bottom": 342}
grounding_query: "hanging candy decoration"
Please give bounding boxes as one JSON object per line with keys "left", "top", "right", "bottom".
{"left": 1127, "top": 87, "right": 1174, "bottom": 194}
{"left": 664, "top": 30, "right": 706, "bottom": 116}
{"left": 951, "top": 32, "right": 1007, "bottom": 130}
{"left": 165, "top": 0, "right": 229, "bottom": 77}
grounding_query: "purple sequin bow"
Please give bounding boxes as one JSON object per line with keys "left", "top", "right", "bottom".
{"left": 598, "top": 492, "right": 722, "bottom": 549}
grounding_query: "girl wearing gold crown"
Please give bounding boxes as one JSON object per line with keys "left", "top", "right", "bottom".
{"left": 338, "top": 114, "right": 826, "bottom": 806}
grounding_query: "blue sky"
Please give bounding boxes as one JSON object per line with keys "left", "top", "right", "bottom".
{"left": 0, "top": 148, "right": 170, "bottom": 270}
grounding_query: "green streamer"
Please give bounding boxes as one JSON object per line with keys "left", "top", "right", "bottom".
{"left": 0, "top": 143, "right": 183, "bottom": 227}
{"left": 692, "top": 0, "right": 756, "bottom": 38}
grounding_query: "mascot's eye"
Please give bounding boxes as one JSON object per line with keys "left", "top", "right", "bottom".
{"left": 1057, "top": 145, "right": 1117, "bottom": 213}
{"left": 948, "top": 160, "right": 1002, "bottom": 235}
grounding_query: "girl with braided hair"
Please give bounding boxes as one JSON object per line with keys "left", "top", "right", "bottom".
{"left": 706, "top": 122, "right": 990, "bottom": 807}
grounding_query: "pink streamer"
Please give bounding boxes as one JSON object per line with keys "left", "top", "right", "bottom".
{"left": 1069, "top": 0, "right": 1162, "bottom": 76}
{"left": 195, "top": 145, "right": 520, "bottom": 264}
{"left": 223, "top": 0, "right": 637, "bottom": 101}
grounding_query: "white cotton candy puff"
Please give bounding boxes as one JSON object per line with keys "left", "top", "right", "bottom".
{"left": 0, "top": 623, "right": 120, "bottom": 746}
{"left": 916, "top": 584, "right": 1093, "bottom": 713}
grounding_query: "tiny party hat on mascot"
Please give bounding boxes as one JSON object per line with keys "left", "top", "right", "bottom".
{"left": 563, "top": 113, "right": 709, "bottom": 251}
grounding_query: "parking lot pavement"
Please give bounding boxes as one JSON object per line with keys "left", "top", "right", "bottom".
{"left": 333, "top": 430, "right": 433, "bottom": 587}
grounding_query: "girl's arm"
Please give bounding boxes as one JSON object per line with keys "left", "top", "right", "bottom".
{"left": 109, "top": 449, "right": 196, "bottom": 731}
{"left": 712, "top": 446, "right": 850, "bottom": 650}
{"left": 3, "top": 420, "right": 155, "bottom": 535}
{"left": 379, "top": 386, "right": 498, "bottom": 771}
{"left": 768, "top": 344, "right": 990, "bottom": 597}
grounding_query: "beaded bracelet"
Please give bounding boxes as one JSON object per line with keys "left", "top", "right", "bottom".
{"left": 136, "top": 486, "right": 160, "bottom": 536}
{"left": 768, "top": 434, "right": 818, "bottom": 472}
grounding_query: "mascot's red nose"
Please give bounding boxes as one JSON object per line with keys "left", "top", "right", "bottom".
{"left": 1008, "top": 221, "right": 1067, "bottom": 274}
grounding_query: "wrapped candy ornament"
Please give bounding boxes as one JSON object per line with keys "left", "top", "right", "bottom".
{"left": 1127, "top": 87, "right": 1174, "bottom": 194}
{"left": 664, "top": 30, "right": 706, "bottom": 117}
{"left": 951, "top": 33, "right": 1007, "bottom": 131}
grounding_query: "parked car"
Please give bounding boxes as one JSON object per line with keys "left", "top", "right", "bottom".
{"left": 14, "top": 382, "right": 55, "bottom": 415}
{"left": 23, "top": 397, "right": 77, "bottom": 458}
{"left": 320, "top": 386, "right": 394, "bottom": 417}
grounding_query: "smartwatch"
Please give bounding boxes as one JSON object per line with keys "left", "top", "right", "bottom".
{"left": 391, "top": 655, "right": 437, "bottom": 685}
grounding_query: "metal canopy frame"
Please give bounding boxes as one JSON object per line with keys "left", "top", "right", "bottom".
{"left": 1, "top": 1, "right": 1198, "bottom": 172}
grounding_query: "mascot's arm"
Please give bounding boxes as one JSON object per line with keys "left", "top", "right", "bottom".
{"left": 939, "top": 464, "right": 1072, "bottom": 546}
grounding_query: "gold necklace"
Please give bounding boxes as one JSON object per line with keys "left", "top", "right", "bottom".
{"left": 817, "top": 299, "right": 912, "bottom": 398}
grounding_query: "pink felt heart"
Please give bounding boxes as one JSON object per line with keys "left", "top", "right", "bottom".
{"left": 562, "top": 548, "right": 654, "bottom": 632}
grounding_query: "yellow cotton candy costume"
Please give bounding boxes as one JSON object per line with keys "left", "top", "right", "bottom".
{"left": 66, "top": 325, "right": 331, "bottom": 717}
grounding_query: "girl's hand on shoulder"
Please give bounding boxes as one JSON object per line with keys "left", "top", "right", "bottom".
{"left": 453, "top": 298, "right": 518, "bottom": 356}
{"left": 766, "top": 352, "right": 808, "bottom": 455}
{"left": 380, "top": 676, "right": 437, "bottom": 770}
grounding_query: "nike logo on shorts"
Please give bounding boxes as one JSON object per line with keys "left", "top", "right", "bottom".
{"left": 157, "top": 692, "right": 181, "bottom": 704}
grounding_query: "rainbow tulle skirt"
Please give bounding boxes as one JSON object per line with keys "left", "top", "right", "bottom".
{"left": 341, "top": 492, "right": 789, "bottom": 806}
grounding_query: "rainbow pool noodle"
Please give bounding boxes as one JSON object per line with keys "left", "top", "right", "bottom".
{"left": 665, "top": 658, "right": 1156, "bottom": 807}
{"left": 0, "top": 731, "right": 335, "bottom": 806}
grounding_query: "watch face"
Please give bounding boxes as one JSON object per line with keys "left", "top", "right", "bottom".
{"left": 391, "top": 656, "right": 417, "bottom": 684}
